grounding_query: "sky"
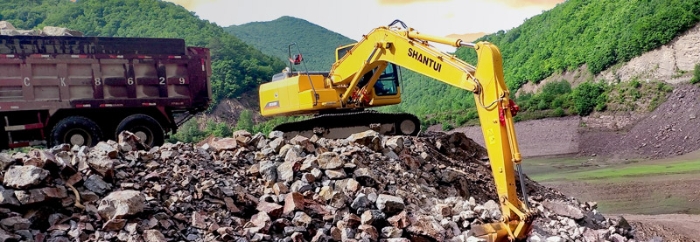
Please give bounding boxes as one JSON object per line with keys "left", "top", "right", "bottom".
{"left": 164, "top": 0, "right": 564, "bottom": 51}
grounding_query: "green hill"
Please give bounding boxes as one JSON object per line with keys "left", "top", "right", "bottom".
{"left": 0, "top": 0, "right": 285, "bottom": 104}
{"left": 456, "top": 0, "right": 700, "bottom": 89}
{"left": 389, "top": 0, "right": 699, "bottom": 128}
{"left": 224, "top": 16, "right": 356, "bottom": 71}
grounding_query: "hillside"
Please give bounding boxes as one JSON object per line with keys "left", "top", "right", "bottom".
{"left": 384, "top": 0, "right": 700, "bottom": 129}
{"left": 0, "top": 0, "right": 285, "bottom": 104}
{"left": 436, "top": 21, "right": 700, "bottom": 159}
{"left": 456, "top": 0, "right": 700, "bottom": 89}
{"left": 224, "top": 16, "right": 356, "bottom": 71}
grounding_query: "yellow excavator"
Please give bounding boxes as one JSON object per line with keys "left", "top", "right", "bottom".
{"left": 258, "top": 20, "right": 533, "bottom": 241}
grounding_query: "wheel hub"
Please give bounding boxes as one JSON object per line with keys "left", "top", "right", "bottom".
{"left": 134, "top": 131, "right": 149, "bottom": 142}
{"left": 69, "top": 133, "right": 85, "bottom": 146}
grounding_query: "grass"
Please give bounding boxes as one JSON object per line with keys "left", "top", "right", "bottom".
{"left": 526, "top": 154, "right": 700, "bottom": 215}
{"left": 596, "top": 193, "right": 697, "bottom": 214}
{"left": 530, "top": 159, "right": 700, "bottom": 182}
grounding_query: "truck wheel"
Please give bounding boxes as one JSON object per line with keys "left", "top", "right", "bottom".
{"left": 116, "top": 114, "right": 164, "bottom": 148}
{"left": 50, "top": 116, "right": 103, "bottom": 147}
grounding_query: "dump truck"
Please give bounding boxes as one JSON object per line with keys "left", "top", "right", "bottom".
{"left": 0, "top": 35, "right": 212, "bottom": 149}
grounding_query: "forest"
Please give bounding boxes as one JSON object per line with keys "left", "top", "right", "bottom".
{"left": 456, "top": 0, "right": 700, "bottom": 90}
{"left": 383, "top": 0, "right": 700, "bottom": 129}
{"left": 225, "top": 16, "right": 356, "bottom": 72}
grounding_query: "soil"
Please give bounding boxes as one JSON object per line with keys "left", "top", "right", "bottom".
{"left": 580, "top": 84, "right": 700, "bottom": 160}
{"left": 540, "top": 172, "right": 700, "bottom": 212}
{"left": 614, "top": 214, "right": 700, "bottom": 242}
{"left": 429, "top": 116, "right": 581, "bottom": 158}
{"left": 431, "top": 84, "right": 700, "bottom": 161}
{"left": 206, "top": 92, "right": 266, "bottom": 126}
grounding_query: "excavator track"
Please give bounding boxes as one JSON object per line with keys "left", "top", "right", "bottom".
{"left": 273, "top": 110, "right": 421, "bottom": 139}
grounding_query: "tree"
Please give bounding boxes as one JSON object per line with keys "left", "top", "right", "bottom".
{"left": 572, "top": 81, "right": 607, "bottom": 116}
{"left": 235, "top": 110, "right": 254, "bottom": 132}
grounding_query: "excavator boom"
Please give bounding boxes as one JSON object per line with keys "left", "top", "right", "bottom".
{"left": 259, "top": 20, "right": 533, "bottom": 241}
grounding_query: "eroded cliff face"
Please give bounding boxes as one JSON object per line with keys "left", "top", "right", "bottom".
{"left": 596, "top": 23, "right": 700, "bottom": 84}
{"left": 518, "top": 22, "right": 700, "bottom": 96}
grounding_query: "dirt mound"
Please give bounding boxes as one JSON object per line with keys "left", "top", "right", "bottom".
{"left": 0, "top": 130, "right": 634, "bottom": 241}
{"left": 206, "top": 92, "right": 266, "bottom": 126}
{"left": 436, "top": 116, "right": 581, "bottom": 158}
{"left": 616, "top": 214, "right": 700, "bottom": 242}
{"left": 580, "top": 83, "right": 700, "bottom": 159}
{"left": 439, "top": 83, "right": 700, "bottom": 160}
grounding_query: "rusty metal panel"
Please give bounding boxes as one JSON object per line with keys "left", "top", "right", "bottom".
{"left": 0, "top": 63, "right": 23, "bottom": 100}
{"left": 100, "top": 61, "right": 128, "bottom": 99}
{"left": 134, "top": 62, "right": 160, "bottom": 98}
{"left": 165, "top": 62, "right": 189, "bottom": 98}
{"left": 0, "top": 38, "right": 210, "bottom": 114}
{"left": 67, "top": 63, "right": 94, "bottom": 100}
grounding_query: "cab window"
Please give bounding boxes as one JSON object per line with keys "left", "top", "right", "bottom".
{"left": 374, "top": 64, "right": 399, "bottom": 96}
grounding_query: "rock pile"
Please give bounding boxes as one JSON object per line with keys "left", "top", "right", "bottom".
{"left": 0, "top": 21, "right": 83, "bottom": 36}
{"left": 0, "top": 130, "right": 635, "bottom": 241}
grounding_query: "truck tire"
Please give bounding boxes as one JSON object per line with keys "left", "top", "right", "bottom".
{"left": 116, "top": 114, "right": 164, "bottom": 148}
{"left": 50, "top": 116, "right": 103, "bottom": 147}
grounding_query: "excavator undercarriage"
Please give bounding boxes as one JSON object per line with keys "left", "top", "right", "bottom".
{"left": 259, "top": 20, "right": 534, "bottom": 241}
{"left": 273, "top": 110, "right": 420, "bottom": 139}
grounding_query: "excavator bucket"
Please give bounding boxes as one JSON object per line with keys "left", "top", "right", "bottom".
{"left": 470, "top": 220, "right": 533, "bottom": 241}
{"left": 470, "top": 222, "right": 510, "bottom": 241}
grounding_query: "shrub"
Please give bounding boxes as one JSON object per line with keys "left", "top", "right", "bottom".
{"left": 630, "top": 79, "right": 642, "bottom": 88}
{"left": 456, "top": 115, "right": 468, "bottom": 126}
{"left": 537, "top": 99, "right": 549, "bottom": 110}
{"left": 691, "top": 64, "right": 700, "bottom": 84}
{"left": 465, "top": 109, "right": 479, "bottom": 120}
{"left": 542, "top": 80, "right": 572, "bottom": 96}
{"left": 572, "top": 81, "right": 607, "bottom": 116}
{"left": 553, "top": 107, "right": 566, "bottom": 117}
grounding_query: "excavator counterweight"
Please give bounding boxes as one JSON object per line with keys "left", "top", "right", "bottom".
{"left": 258, "top": 20, "right": 534, "bottom": 241}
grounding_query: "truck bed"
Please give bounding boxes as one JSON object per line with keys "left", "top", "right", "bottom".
{"left": 0, "top": 38, "right": 210, "bottom": 113}
{"left": 0, "top": 35, "right": 212, "bottom": 149}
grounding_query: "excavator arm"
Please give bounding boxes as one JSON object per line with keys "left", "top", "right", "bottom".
{"left": 328, "top": 20, "right": 533, "bottom": 241}
{"left": 259, "top": 20, "right": 533, "bottom": 240}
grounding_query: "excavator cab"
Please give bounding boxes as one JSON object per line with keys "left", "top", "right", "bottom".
{"left": 337, "top": 43, "right": 401, "bottom": 97}
{"left": 373, "top": 64, "right": 399, "bottom": 96}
